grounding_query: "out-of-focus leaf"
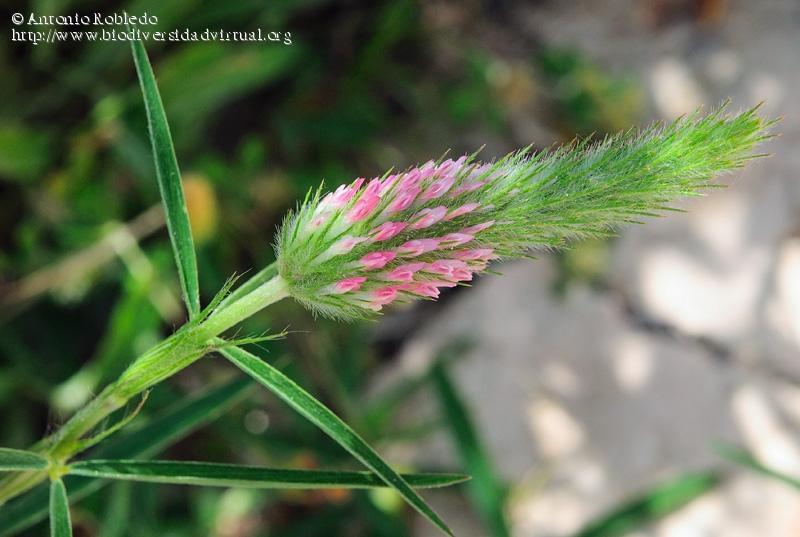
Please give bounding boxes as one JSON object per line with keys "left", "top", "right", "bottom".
{"left": 130, "top": 38, "right": 201, "bottom": 318}
{"left": 571, "top": 472, "right": 720, "bottom": 537}
{"left": 0, "top": 124, "right": 52, "bottom": 182}
{"left": 218, "top": 343, "right": 454, "bottom": 536}
{"left": 100, "top": 481, "right": 131, "bottom": 537}
{"left": 52, "top": 273, "right": 161, "bottom": 413}
{"left": 157, "top": 43, "right": 301, "bottom": 141}
{"left": 364, "top": 339, "right": 472, "bottom": 437}
{"left": 0, "top": 448, "right": 48, "bottom": 471}
{"left": 0, "top": 378, "right": 252, "bottom": 536}
{"left": 717, "top": 443, "right": 800, "bottom": 489}
{"left": 69, "top": 460, "right": 469, "bottom": 490}
{"left": 431, "top": 361, "right": 509, "bottom": 537}
{"left": 49, "top": 479, "right": 71, "bottom": 537}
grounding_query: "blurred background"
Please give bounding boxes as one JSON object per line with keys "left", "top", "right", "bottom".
{"left": 1, "top": 0, "right": 798, "bottom": 535}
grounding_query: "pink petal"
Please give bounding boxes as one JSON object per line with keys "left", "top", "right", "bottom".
{"left": 385, "top": 186, "right": 420, "bottom": 214}
{"left": 460, "top": 220, "right": 495, "bottom": 235}
{"left": 449, "top": 181, "right": 487, "bottom": 197}
{"left": 402, "top": 282, "right": 441, "bottom": 298}
{"left": 438, "top": 233, "right": 474, "bottom": 247}
{"left": 346, "top": 193, "right": 381, "bottom": 223}
{"left": 378, "top": 174, "right": 399, "bottom": 195}
{"left": 409, "top": 206, "right": 448, "bottom": 230}
{"left": 332, "top": 276, "right": 367, "bottom": 294}
{"left": 330, "top": 235, "right": 368, "bottom": 254}
{"left": 420, "top": 175, "right": 456, "bottom": 200}
{"left": 453, "top": 248, "right": 497, "bottom": 261}
{"left": 370, "top": 221, "right": 407, "bottom": 241}
{"left": 365, "top": 286, "right": 399, "bottom": 310}
{"left": 424, "top": 259, "right": 470, "bottom": 276}
{"left": 360, "top": 251, "right": 397, "bottom": 270}
{"left": 445, "top": 202, "right": 480, "bottom": 221}
{"left": 308, "top": 215, "right": 327, "bottom": 229}
{"left": 397, "top": 238, "right": 440, "bottom": 257}
{"left": 363, "top": 178, "right": 382, "bottom": 197}
{"left": 385, "top": 262, "right": 426, "bottom": 282}
{"left": 399, "top": 170, "right": 423, "bottom": 190}
{"left": 322, "top": 178, "right": 365, "bottom": 210}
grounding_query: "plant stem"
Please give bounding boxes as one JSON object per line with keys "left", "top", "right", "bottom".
{"left": 198, "top": 275, "right": 289, "bottom": 338}
{"left": 216, "top": 261, "right": 278, "bottom": 311}
{"left": 0, "top": 274, "right": 289, "bottom": 505}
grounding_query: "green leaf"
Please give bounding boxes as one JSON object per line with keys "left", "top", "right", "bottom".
{"left": 49, "top": 480, "right": 71, "bottom": 537}
{"left": 130, "top": 38, "right": 200, "bottom": 318}
{"left": 717, "top": 443, "right": 800, "bottom": 489}
{"left": 69, "top": 460, "right": 468, "bottom": 490}
{"left": 0, "top": 378, "right": 252, "bottom": 536}
{"left": 218, "top": 343, "right": 454, "bottom": 536}
{"left": 0, "top": 448, "right": 48, "bottom": 472}
{"left": 571, "top": 472, "right": 720, "bottom": 537}
{"left": 100, "top": 482, "right": 131, "bottom": 537}
{"left": 431, "top": 361, "right": 510, "bottom": 537}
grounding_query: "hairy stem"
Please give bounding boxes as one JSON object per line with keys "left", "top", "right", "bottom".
{"left": 198, "top": 275, "right": 289, "bottom": 338}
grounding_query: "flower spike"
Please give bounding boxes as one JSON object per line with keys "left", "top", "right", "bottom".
{"left": 275, "top": 105, "right": 771, "bottom": 319}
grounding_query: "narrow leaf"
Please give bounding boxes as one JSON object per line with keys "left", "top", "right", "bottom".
{"left": 130, "top": 38, "right": 200, "bottom": 318}
{"left": 49, "top": 479, "right": 71, "bottom": 537}
{"left": 431, "top": 361, "right": 510, "bottom": 537}
{"left": 100, "top": 482, "right": 131, "bottom": 537}
{"left": 0, "top": 378, "right": 252, "bottom": 536}
{"left": 69, "top": 460, "right": 468, "bottom": 490}
{"left": 717, "top": 443, "right": 800, "bottom": 490}
{"left": 571, "top": 472, "right": 719, "bottom": 537}
{"left": 0, "top": 448, "right": 48, "bottom": 471}
{"left": 218, "top": 343, "right": 454, "bottom": 536}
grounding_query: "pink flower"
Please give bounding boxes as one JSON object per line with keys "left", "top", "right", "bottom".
{"left": 379, "top": 174, "right": 399, "bottom": 195}
{"left": 332, "top": 277, "right": 367, "bottom": 294}
{"left": 449, "top": 163, "right": 493, "bottom": 197}
{"left": 322, "top": 178, "right": 364, "bottom": 209}
{"left": 409, "top": 206, "right": 448, "bottom": 230}
{"left": 438, "top": 233, "right": 474, "bottom": 248}
{"left": 385, "top": 262, "right": 426, "bottom": 282}
{"left": 402, "top": 280, "right": 457, "bottom": 298}
{"left": 445, "top": 202, "right": 480, "bottom": 220}
{"left": 399, "top": 170, "right": 424, "bottom": 190}
{"left": 385, "top": 186, "right": 420, "bottom": 214}
{"left": 397, "top": 238, "right": 440, "bottom": 257}
{"left": 424, "top": 259, "right": 473, "bottom": 281}
{"left": 453, "top": 248, "right": 497, "bottom": 261}
{"left": 366, "top": 286, "right": 399, "bottom": 311}
{"left": 308, "top": 215, "right": 327, "bottom": 229}
{"left": 279, "top": 154, "right": 520, "bottom": 317}
{"left": 420, "top": 175, "right": 457, "bottom": 201}
{"left": 450, "top": 181, "right": 487, "bottom": 197}
{"left": 346, "top": 193, "right": 381, "bottom": 223}
{"left": 438, "top": 156, "right": 466, "bottom": 173}
{"left": 461, "top": 220, "right": 494, "bottom": 235}
{"left": 363, "top": 178, "right": 382, "bottom": 197}
{"left": 402, "top": 282, "right": 441, "bottom": 298}
{"left": 360, "top": 251, "right": 397, "bottom": 270}
{"left": 329, "top": 235, "right": 367, "bottom": 255}
{"left": 370, "top": 221, "right": 407, "bottom": 241}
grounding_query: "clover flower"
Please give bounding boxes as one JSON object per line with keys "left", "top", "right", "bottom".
{"left": 275, "top": 106, "right": 769, "bottom": 319}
